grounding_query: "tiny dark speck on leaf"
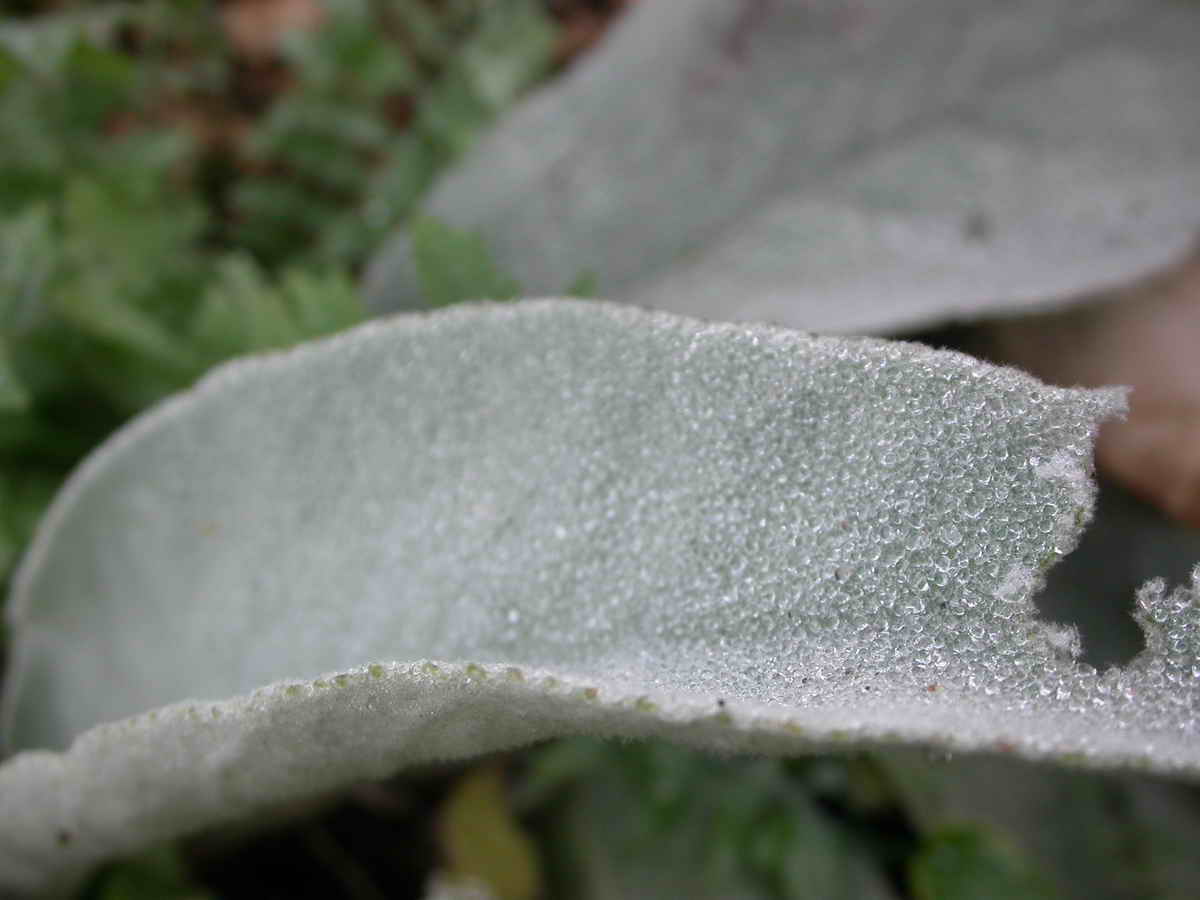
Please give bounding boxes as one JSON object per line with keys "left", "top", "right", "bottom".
{"left": 963, "top": 210, "right": 993, "bottom": 242}
{"left": 716, "top": 698, "right": 726, "bottom": 708}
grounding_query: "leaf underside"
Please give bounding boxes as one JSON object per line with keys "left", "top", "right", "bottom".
{"left": 0, "top": 300, "right": 1197, "bottom": 894}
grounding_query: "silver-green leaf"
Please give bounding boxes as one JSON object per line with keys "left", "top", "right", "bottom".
{"left": 364, "top": 0, "right": 1200, "bottom": 334}
{"left": 1, "top": 300, "right": 1196, "bottom": 894}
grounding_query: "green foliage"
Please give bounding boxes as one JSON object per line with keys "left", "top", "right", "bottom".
{"left": 408, "top": 215, "right": 601, "bottom": 308}
{"left": 0, "top": 4, "right": 220, "bottom": 215}
{"left": 524, "top": 740, "right": 1076, "bottom": 900}
{"left": 230, "top": 0, "right": 415, "bottom": 265}
{"left": 81, "top": 846, "right": 214, "bottom": 900}
{"left": 564, "top": 269, "right": 599, "bottom": 298}
{"left": 0, "top": 469, "right": 56, "bottom": 586}
{"left": 410, "top": 214, "right": 522, "bottom": 306}
{"left": 910, "top": 828, "right": 1059, "bottom": 900}
{"left": 238, "top": 0, "right": 557, "bottom": 269}
{"left": 523, "top": 740, "right": 905, "bottom": 899}
{"left": 191, "top": 257, "right": 364, "bottom": 364}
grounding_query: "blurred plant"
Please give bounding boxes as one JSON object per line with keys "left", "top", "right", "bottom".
{"left": 0, "top": 0, "right": 561, "bottom": 584}
{"left": 80, "top": 845, "right": 215, "bottom": 900}
{"left": 516, "top": 739, "right": 1066, "bottom": 899}
{"left": 232, "top": 0, "right": 557, "bottom": 269}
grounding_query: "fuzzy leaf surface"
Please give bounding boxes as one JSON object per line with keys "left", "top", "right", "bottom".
{"left": 2, "top": 300, "right": 1197, "bottom": 894}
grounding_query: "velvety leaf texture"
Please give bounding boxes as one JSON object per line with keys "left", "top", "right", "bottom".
{"left": 0, "top": 300, "right": 1197, "bottom": 894}
{"left": 363, "top": 0, "right": 1200, "bottom": 334}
